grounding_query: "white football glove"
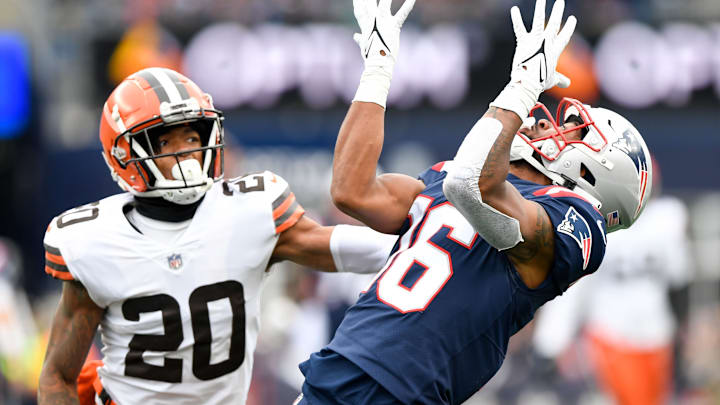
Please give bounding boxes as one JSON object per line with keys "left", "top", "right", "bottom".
{"left": 491, "top": 0, "right": 576, "bottom": 119}
{"left": 352, "top": 0, "right": 416, "bottom": 108}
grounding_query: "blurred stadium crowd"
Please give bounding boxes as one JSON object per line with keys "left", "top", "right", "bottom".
{"left": 1, "top": 0, "right": 720, "bottom": 404}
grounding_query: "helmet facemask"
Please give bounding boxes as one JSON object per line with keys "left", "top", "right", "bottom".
{"left": 510, "top": 97, "right": 652, "bottom": 232}
{"left": 516, "top": 98, "right": 608, "bottom": 164}
{"left": 110, "top": 99, "right": 225, "bottom": 205}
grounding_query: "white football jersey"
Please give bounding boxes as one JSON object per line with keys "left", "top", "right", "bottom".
{"left": 44, "top": 171, "right": 304, "bottom": 405}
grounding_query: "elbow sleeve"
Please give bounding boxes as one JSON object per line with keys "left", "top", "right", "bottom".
{"left": 443, "top": 164, "right": 523, "bottom": 251}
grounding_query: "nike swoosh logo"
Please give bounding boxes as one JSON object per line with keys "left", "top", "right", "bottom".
{"left": 365, "top": 19, "right": 391, "bottom": 58}
{"left": 365, "top": 36, "right": 375, "bottom": 58}
{"left": 521, "top": 39, "right": 547, "bottom": 84}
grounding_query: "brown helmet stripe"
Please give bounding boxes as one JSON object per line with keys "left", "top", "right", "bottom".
{"left": 164, "top": 69, "right": 190, "bottom": 100}
{"left": 137, "top": 70, "right": 170, "bottom": 103}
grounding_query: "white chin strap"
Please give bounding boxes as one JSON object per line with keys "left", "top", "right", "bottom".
{"left": 155, "top": 159, "right": 213, "bottom": 205}
{"left": 510, "top": 137, "right": 602, "bottom": 210}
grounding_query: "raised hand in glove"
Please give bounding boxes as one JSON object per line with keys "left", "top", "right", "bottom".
{"left": 352, "top": 0, "right": 416, "bottom": 108}
{"left": 491, "top": 0, "right": 576, "bottom": 119}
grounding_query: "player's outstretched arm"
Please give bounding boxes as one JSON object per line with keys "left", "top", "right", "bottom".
{"left": 272, "top": 215, "right": 398, "bottom": 273}
{"left": 332, "top": 104, "right": 424, "bottom": 234}
{"left": 38, "top": 281, "right": 104, "bottom": 405}
{"left": 443, "top": 0, "right": 575, "bottom": 285}
{"left": 331, "top": 0, "right": 424, "bottom": 234}
{"left": 481, "top": 0, "right": 575, "bottom": 223}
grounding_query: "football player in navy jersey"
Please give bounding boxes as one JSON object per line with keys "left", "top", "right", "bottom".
{"left": 37, "top": 68, "right": 400, "bottom": 405}
{"left": 296, "top": 0, "right": 653, "bottom": 404}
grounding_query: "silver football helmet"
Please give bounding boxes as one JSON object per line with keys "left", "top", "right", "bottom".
{"left": 510, "top": 98, "right": 652, "bottom": 233}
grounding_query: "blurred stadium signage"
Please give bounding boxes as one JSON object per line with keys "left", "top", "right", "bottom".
{"left": 101, "top": 20, "right": 720, "bottom": 112}
{"left": 595, "top": 22, "right": 720, "bottom": 108}
{"left": 182, "top": 23, "right": 469, "bottom": 110}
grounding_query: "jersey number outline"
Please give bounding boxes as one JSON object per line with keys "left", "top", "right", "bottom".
{"left": 56, "top": 202, "right": 100, "bottom": 228}
{"left": 376, "top": 199, "right": 477, "bottom": 313}
{"left": 122, "top": 280, "right": 246, "bottom": 382}
{"left": 223, "top": 173, "right": 265, "bottom": 195}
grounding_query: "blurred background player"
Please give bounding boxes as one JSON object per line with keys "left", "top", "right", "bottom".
{"left": 37, "top": 67, "right": 398, "bottom": 405}
{"left": 297, "top": 0, "right": 653, "bottom": 403}
{"left": 532, "top": 161, "right": 692, "bottom": 405}
{"left": 0, "top": 237, "right": 39, "bottom": 404}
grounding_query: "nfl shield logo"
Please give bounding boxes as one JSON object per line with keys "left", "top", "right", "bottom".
{"left": 167, "top": 254, "right": 183, "bottom": 270}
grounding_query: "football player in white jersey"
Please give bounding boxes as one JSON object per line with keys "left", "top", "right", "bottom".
{"left": 37, "top": 67, "right": 398, "bottom": 405}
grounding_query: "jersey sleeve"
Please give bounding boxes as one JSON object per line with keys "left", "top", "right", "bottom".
{"left": 41, "top": 196, "right": 140, "bottom": 309}
{"left": 536, "top": 197, "right": 607, "bottom": 292}
{"left": 43, "top": 218, "right": 75, "bottom": 281}
{"left": 260, "top": 171, "right": 306, "bottom": 234}
{"left": 417, "top": 161, "right": 451, "bottom": 186}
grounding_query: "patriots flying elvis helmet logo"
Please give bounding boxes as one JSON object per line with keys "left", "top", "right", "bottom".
{"left": 613, "top": 129, "right": 650, "bottom": 217}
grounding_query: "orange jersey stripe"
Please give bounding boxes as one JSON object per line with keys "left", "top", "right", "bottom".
{"left": 45, "top": 251, "right": 67, "bottom": 266}
{"left": 273, "top": 193, "right": 297, "bottom": 220}
{"left": 275, "top": 207, "right": 305, "bottom": 234}
{"left": 93, "top": 370, "right": 118, "bottom": 405}
{"left": 45, "top": 265, "right": 74, "bottom": 281}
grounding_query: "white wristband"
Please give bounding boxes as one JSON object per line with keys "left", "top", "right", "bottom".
{"left": 489, "top": 81, "right": 540, "bottom": 120}
{"left": 353, "top": 67, "right": 393, "bottom": 109}
{"left": 330, "top": 224, "right": 398, "bottom": 274}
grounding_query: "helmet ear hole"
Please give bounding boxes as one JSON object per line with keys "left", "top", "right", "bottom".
{"left": 580, "top": 163, "right": 596, "bottom": 186}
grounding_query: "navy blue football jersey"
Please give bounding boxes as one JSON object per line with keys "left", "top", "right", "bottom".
{"left": 322, "top": 162, "right": 607, "bottom": 404}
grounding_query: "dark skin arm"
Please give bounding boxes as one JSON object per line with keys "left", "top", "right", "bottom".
{"left": 331, "top": 102, "right": 425, "bottom": 234}
{"left": 475, "top": 107, "right": 555, "bottom": 288}
{"left": 271, "top": 102, "right": 432, "bottom": 272}
{"left": 332, "top": 101, "right": 554, "bottom": 287}
{"left": 271, "top": 215, "right": 338, "bottom": 272}
{"left": 38, "top": 281, "right": 104, "bottom": 405}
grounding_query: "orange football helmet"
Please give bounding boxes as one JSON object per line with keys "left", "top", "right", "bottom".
{"left": 99, "top": 67, "right": 224, "bottom": 204}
